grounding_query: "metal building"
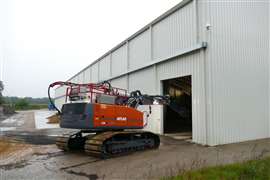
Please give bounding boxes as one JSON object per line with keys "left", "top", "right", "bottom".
{"left": 55, "top": 0, "right": 270, "bottom": 146}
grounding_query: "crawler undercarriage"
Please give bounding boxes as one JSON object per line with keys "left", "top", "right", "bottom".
{"left": 56, "top": 130, "right": 160, "bottom": 158}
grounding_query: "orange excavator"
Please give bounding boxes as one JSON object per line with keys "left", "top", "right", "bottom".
{"left": 48, "top": 81, "right": 169, "bottom": 158}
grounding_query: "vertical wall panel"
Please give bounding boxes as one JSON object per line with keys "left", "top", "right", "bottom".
{"left": 205, "top": 1, "right": 269, "bottom": 145}
{"left": 128, "top": 67, "right": 160, "bottom": 135}
{"left": 91, "top": 63, "right": 99, "bottom": 83}
{"left": 99, "top": 55, "right": 111, "bottom": 80}
{"left": 110, "top": 75, "right": 128, "bottom": 89}
{"left": 111, "top": 44, "right": 128, "bottom": 76}
{"left": 129, "top": 30, "right": 151, "bottom": 69}
{"left": 78, "top": 72, "right": 84, "bottom": 83}
{"left": 128, "top": 67, "right": 156, "bottom": 94}
{"left": 157, "top": 52, "right": 207, "bottom": 144}
{"left": 152, "top": 2, "right": 196, "bottom": 61}
{"left": 84, "top": 67, "right": 91, "bottom": 83}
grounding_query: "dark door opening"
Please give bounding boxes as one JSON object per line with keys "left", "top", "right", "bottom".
{"left": 163, "top": 76, "right": 192, "bottom": 135}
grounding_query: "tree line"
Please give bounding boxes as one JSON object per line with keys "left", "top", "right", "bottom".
{"left": 1, "top": 96, "right": 50, "bottom": 110}
{"left": 3, "top": 96, "right": 49, "bottom": 105}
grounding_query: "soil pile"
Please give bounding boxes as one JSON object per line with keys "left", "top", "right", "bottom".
{"left": 46, "top": 113, "right": 60, "bottom": 124}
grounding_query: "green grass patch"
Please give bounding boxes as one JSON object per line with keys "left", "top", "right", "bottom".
{"left": 3, "top": 97, "right": 49, "bottom": 111}
{"left": 15, "top": 104, "right": 48, "bottom": 110}
{"left": 164, "top": 157, "right": 270, "bottom": 180}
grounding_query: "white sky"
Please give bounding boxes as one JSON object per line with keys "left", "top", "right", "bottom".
{"left": 0, "top": 0, "right": 181, "bottom": 98}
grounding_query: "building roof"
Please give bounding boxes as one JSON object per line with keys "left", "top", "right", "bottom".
{"left": 66, "top": 0, "right": 192, "bottom": 82}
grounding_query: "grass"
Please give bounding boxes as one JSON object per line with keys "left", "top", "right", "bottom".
{"left": 15, "top": 104, "right": 48, "bottom": 110}
{"left": 164, "top": 157, "right": 270, "bottom": 180}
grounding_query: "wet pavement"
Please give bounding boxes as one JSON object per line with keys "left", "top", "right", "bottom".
{"left": 0, "top": 110, "right": 64, "bottom": 145}
{"left": 0, "top": 111, "right": 270, "bottom": 180}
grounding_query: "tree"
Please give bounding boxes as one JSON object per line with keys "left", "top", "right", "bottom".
{"left": 15, "top": 99, "right": 29, "bottom": 110}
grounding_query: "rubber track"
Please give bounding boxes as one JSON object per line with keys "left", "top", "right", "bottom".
{"left": 84, "top": 131, "right": 160, "bottom": 158}
{"left": 55, "top": 132, "right": 77, "bottom": 151}
{"left": 55, "top": 131, "right": 160, "bottom": 158}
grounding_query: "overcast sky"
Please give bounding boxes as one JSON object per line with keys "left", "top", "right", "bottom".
{"left": 0, "top": 0, "right": 181, "bottom": 98}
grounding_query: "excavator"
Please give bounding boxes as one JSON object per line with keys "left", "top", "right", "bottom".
{"left": 48, "top": 81, "right": 170, "bottom": 158}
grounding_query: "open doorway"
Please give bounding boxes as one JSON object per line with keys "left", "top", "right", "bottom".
{"left": 163, "top": 75, "right": 192, "bottom": 139}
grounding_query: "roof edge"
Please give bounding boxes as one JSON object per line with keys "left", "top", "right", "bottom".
{"left": 65, "top": 0, "right": 193, "bottom": 83}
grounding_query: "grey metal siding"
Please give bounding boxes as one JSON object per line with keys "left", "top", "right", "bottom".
{"left": 54, "top": 0, "right": 206, "bottom": 143}
{"left": 54, "top": 0, "right": 270, "bottom": 146}
{"left": 128, "top": 67, "right": 156, "bottom": 94}
{"left": 205, "top": 0, "right": 269, "bottom": 145}
{"left": 129, "top": 30, "right": 151, "bottom": 69}
{"left": 91, "top": 63, "right": 99, "bottom": 83}
{"left": 157, "top": 51, "right": 207, "bottom": 144}
{"left": 99, "top": 55, "right": 111, "bottom": 81}
{"left": 78, "top": 72, "right": 84, "bottom": 83}
{"left": 84, "top": 67, "right": 91, "bottom": 83}
{"left": 110, "top": 75, "right": 128, "bottom": 90}
{"left": 152, "top": 2, "right": 196, "bottom": 61}
{"left": 111, "top": 44, "right": 128, "bottom": 76}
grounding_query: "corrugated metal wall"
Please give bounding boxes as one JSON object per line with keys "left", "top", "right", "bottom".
{"left": 110, "top": 75, "right": 128, "bottom": 90}
{"left": 129, "top": 30, "right": 151, "bottom": 69}
{"left": 78, "top": 73, "right": 84, "bottom": 83}
{"left": 157, "top": 52, "right": 207, "bottom": 144}
{"left": 84, "top": 67, "right": 91, "bottom": 83}
{"left": 112, "top": 44, "right": 128, "bottom": 76}
{"left": 128, "top": 67, "right": 156, "bottom": 94}
{"left": 204, "top": 0, "right": 269, "bottom": 145}
{"left": 99, "top": 55, "right": 111, "bottom": 81}
{"left": 152, "top": 2, "right": 196, "bottom": 61}
{"left": 54, "top": 0, "right": 207, "bottom": 144}
{"left": 54, "top": 0, "right": 270, "bottom": 145}
{"left": 91, "top": 63, "right": 99, "bottom": 83}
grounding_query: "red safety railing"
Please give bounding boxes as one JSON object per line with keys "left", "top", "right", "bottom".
{"left": 64, "top": 82, "right": 128, "bottom": 104}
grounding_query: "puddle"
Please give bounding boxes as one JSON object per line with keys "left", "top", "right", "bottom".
{"left": 1, "top": 117, "right": 24, "bottom": 127}
{"left": 34, "top": 111, "right": 59, "bottom": 129}
{"left": 2, "top": 118, "right": 17, "bottom": 124}
{"left": 0, "top": 127, "right": 16, "bottom": 131}
{"left": 47, "top": 134, "right": 59, "bottom": 137}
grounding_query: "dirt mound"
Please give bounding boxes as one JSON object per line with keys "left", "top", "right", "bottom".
{"left": 0, "top": 139, "right": 29, "bottom": 156}
{"left": 0, "top": 138, "right": 33, "bottom": 166}
{"left": 0, "top": 138, "right": 60, "bottom": 166}
{"left": 46, "top": 113, "right": 60, "bottom": 124}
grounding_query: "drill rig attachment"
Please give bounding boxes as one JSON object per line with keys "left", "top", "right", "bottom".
{"left": 49, "top": 81, "right": 169, "bottom": 158}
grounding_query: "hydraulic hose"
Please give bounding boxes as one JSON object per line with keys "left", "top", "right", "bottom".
{"left": 47, "top": 81, "right": 114, "bottom": 115}
{"left": 48, "top": 85, "right": 62, "bottom": 115}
